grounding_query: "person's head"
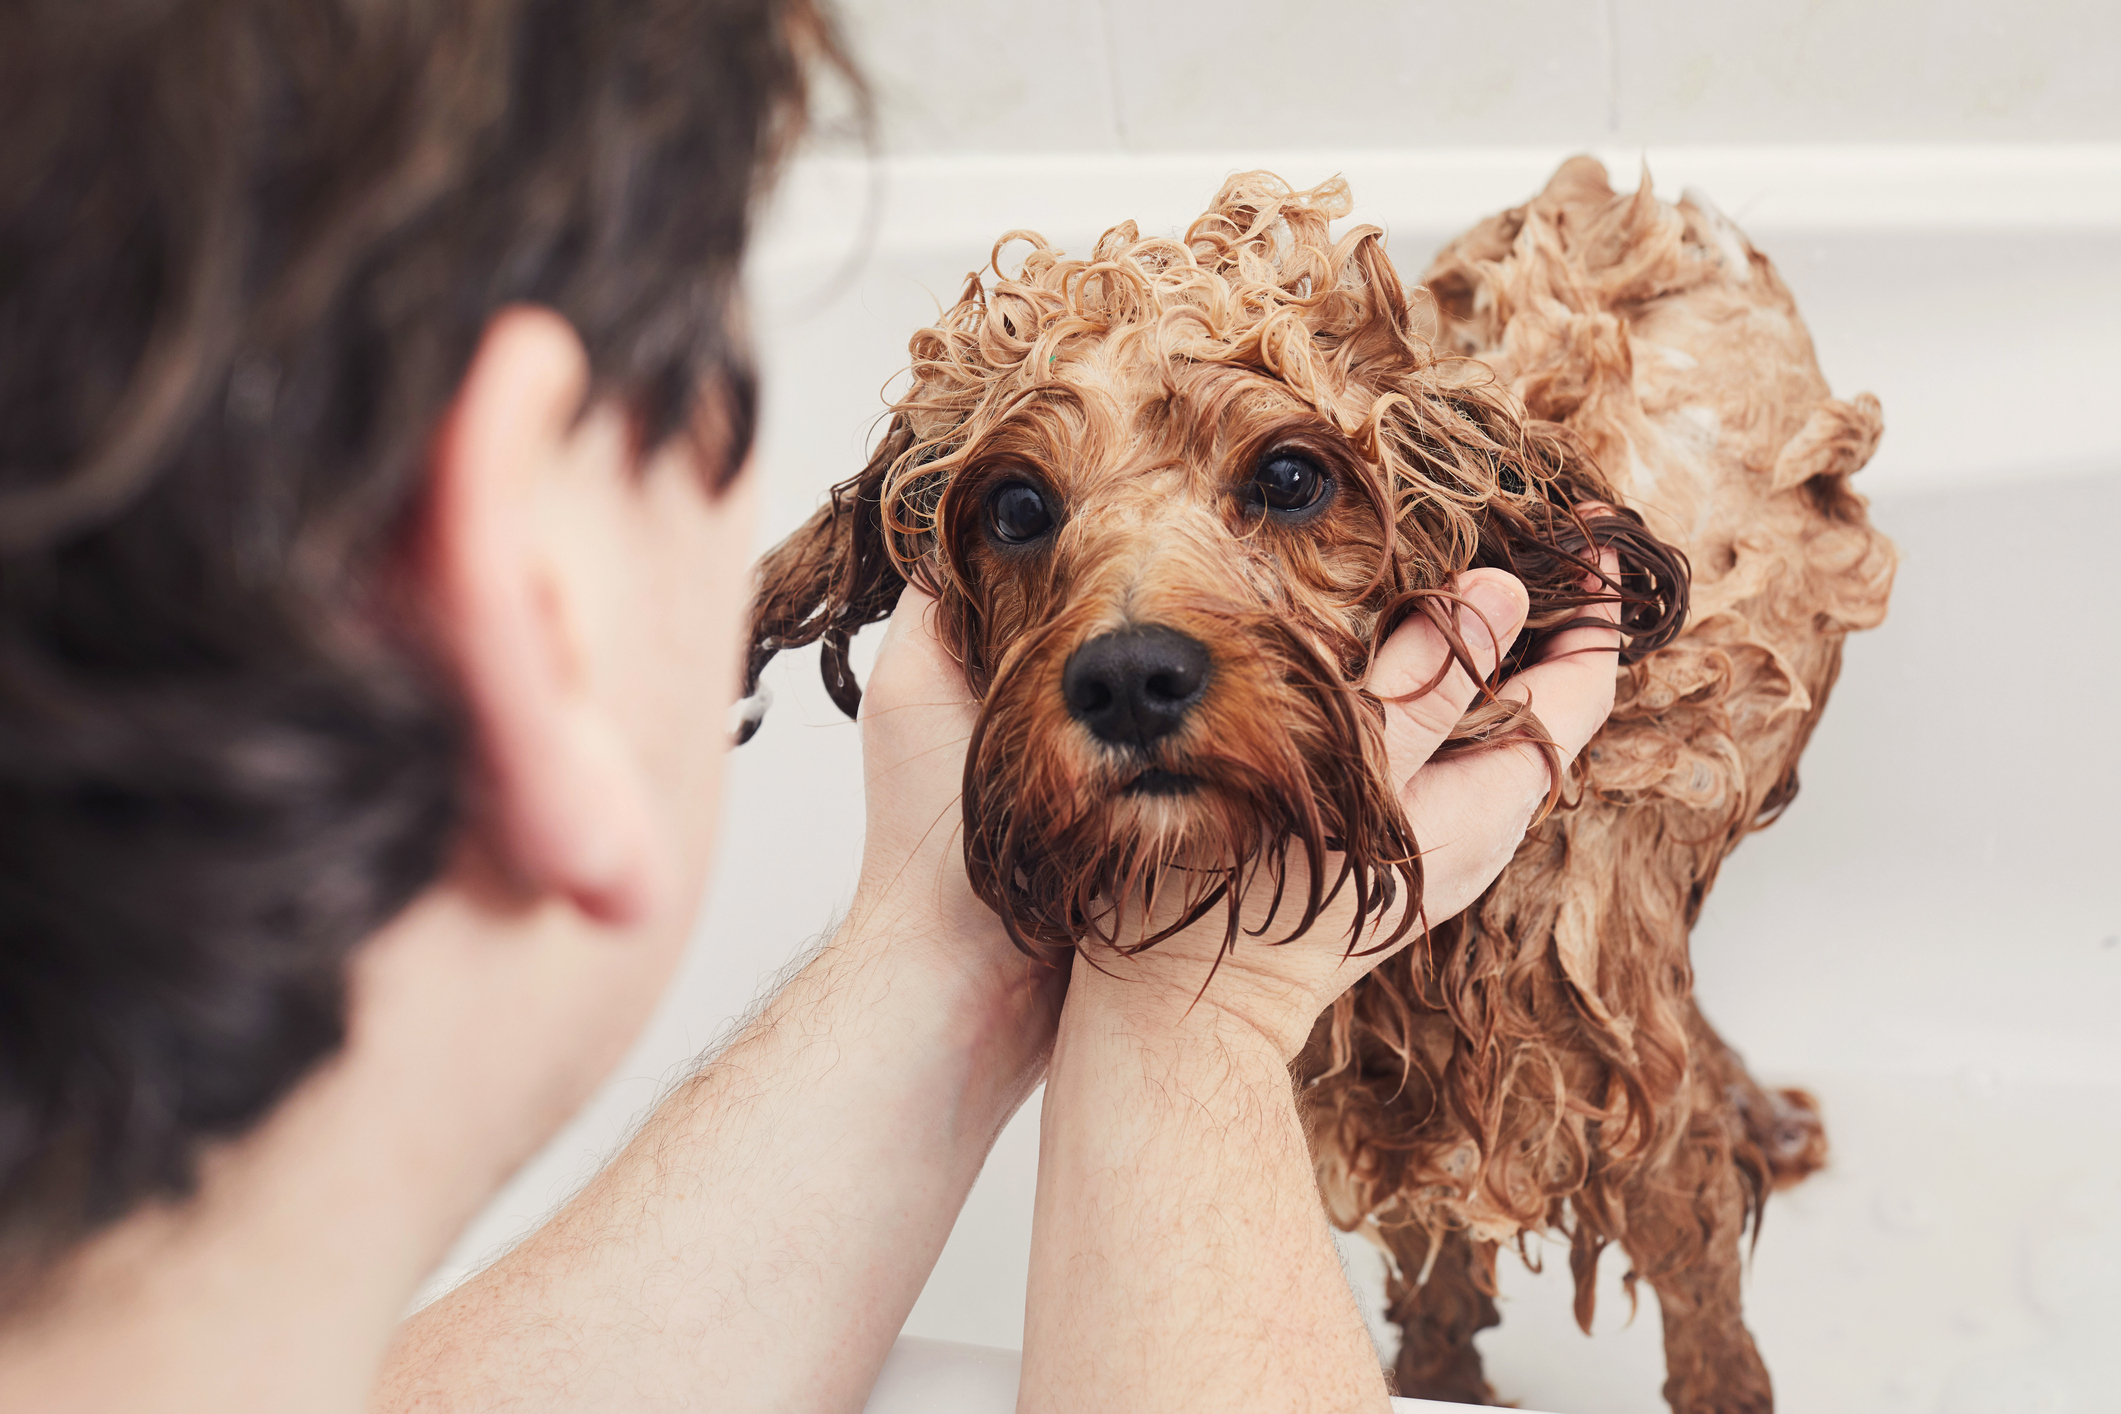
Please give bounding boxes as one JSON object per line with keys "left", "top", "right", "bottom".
{"left": 0, "top": 0, "right": 842, "bottom": 1299}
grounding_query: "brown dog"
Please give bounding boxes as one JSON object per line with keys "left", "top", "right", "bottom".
{"left": 744, "top": 158, "right": 1895, "bottom": 1411}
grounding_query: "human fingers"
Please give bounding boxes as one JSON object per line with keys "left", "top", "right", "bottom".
{"left": 855, "top": 589, "right": 974, "bottom": 867}
{"left": 1367, "top": 568, "right": 1530, "bottom": 787}
{"left": 1400, "top": 544, "right": 1625, "bottom": 917}
{"left": 848, "top": 588, "right": 1021, "bottom": 969}
{"left": 1497, "top": 540, "right": 1624, "bottom": 762}
{"left": 860, "top": 586, "right": 973, "bottom": 724}
{"left": 845, "top": 590, "right": 1066, "bottom": 1074}
{"left": 1114, "top": 574, "right": 1527, "bottom": 1018}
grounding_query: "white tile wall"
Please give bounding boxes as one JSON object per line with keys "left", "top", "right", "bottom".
{"left": 1612, "top": 0, "right": 2121, "bottom": 142}
{"left": 834, "top": 0, "right": 1123, "bottom": 152}
{"left": 1100, "top": 0, "right": 1612, "bottom": 149}
{"left": 831, "top": 0, "right": 2121, "bottom": 152}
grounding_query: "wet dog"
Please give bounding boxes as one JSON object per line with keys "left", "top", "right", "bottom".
{"left": 743, "top": 158, "right": 1895, "bottom": 1411}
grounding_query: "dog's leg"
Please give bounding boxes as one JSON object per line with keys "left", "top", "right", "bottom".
{"left": 1379, "top": 1225, "right": 1499, "bottom": 1405}
{"left": 1623, "top": 1121, "right": 1774, "bottom": 1414}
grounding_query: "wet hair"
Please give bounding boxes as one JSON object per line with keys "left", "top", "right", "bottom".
{"left": 0, "top": 0, "right": 844, "bottom": 1293}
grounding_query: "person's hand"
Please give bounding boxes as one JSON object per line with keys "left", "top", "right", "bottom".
{"left": 1073, "top": 551, "right": 1624, "bottom": 1059}
{"left": 837, "top": 586, "right": 1067, "bottom": 1059}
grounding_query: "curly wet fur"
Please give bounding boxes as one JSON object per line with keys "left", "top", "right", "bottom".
{"left": 746, "top": 159, "right": 1892, "bottom": 1411}
{"left": 748, "top": 173, "right": 1685, "bottom": 957}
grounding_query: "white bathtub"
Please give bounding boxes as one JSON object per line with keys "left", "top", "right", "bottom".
{"left": 426, "top": 146, "right": 2121, "bottom": 1413}
{"left": 861, "top": 1337, "right": 1557, "bottom": 1414}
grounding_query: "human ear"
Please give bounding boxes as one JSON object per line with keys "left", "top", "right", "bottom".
{"left": 739, "top": 414, "right": 914, "bottom": 740}
{"left": 420, "top": 306, "right": 667, "bottom": 926}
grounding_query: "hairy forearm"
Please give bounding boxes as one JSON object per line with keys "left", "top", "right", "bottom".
{"left": 1018, "top": 975, "right": 1388, "bottom": 1414}
{"left": 375, "top": 920, "right": 1055, "bottom": 1414}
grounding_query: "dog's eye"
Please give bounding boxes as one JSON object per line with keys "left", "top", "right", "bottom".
{"left": 1248, "top": 449, "right": 1327, "bottom": 513}
{"left": 987, "top": 480, "right": 1056, "bottom": 544}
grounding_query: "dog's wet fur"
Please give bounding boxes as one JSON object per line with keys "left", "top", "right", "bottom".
{"left": 744, "top": 158, "right": 1895, "bottom": 1411}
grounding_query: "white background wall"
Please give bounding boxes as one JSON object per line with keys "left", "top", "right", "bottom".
{"left": 427, "top": 5, "right": 2121, "bottom": 1411}
{"left": 831, "top": 0, "right": 2121, "bottom": 152}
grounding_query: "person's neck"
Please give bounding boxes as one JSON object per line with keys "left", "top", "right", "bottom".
{"left": 0, "top": 896, "right": 536, "bottom": 1414}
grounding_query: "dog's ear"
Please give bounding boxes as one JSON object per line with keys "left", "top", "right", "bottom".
{"left": 1375, "top": 388, "right": 1689, "bottom": 683}
{"left": 738, "top": 417, "right": 916, "bottom": 742}
{"left": 1511, "top": 421, "right": 1691, "bottom": 668}
{"left": 1439, "top": 430, "right": 1687, "bottom": 691}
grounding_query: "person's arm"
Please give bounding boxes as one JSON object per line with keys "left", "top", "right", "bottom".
{"left": 1020, "top": 564, "right": 1623, "bottom": 1413}
{"left": 375, "top": 594, "right": 1058, "bottom": 1414}
{"left": 1025, "top": 977, "right": 1379, "bottom": 1411}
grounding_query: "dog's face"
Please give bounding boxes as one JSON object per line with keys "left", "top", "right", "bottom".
{"left": 747, "top": 175, "right": 1683, "bottom": 958}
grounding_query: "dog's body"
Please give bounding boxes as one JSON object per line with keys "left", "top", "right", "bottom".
{"left": 1301, "top": 159, "right": 1895, "bottom": 1409}
{"left": 746, "top": 158, "right": 1894, "bottom": 1411}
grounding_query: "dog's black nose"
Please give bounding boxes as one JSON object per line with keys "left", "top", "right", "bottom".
{"left": 1062, "top": 625, "right": 1211, "bottom": 750}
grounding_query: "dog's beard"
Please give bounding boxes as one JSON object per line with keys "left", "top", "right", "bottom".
{"left": 960, "top": 608, "right": 1425, "bottom": 967}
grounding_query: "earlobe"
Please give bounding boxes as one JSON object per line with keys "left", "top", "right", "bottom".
{"left": 421, "top": 306, "right": 668, "bottom": 927}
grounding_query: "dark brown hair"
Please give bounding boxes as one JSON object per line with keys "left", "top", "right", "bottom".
{"left": 0, "top": 0, "right": 843, "bottom": 1292}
